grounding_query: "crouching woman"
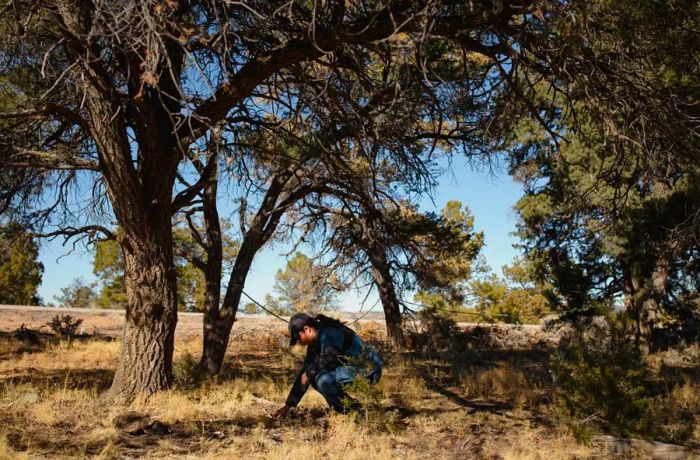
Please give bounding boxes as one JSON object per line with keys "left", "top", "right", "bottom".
{"left": 273, "top": 313, "right": 382, "bottom": 417}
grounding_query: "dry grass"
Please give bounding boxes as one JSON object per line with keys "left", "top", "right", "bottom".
{"left": 0, "top": 320, "right": 697, "bottom": 459}
{"left": 0, "top": 340, "right": 120, "bottom": 373}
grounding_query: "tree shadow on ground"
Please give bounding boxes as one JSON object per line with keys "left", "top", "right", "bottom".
{"left": 0, "top": 330, "right": 51, "bottom": 357}
{"left": 658, "top": 363, "right": 700, "bottom": 386}
{"left": 398, "top": 347, "right": 554, "bottom": 415}
{"left": 419, "top": 372, "right": 514, "bottom": 413}
{"left": 0, "top": 367, "right": 114, "bottom": 390}
{"left": 112, "top": 407, "right": 333, "bottom": 457}
{"left": 219, "top": 351, "right": 300, "bottom": 383}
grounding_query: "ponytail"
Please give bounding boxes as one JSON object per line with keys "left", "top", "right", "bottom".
{"left": 312, "top": 314, "right": 346, "bottom": 329}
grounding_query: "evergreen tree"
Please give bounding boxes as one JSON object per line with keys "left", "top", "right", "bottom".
{"left": 93, "top": 239, "right": 126, "bottom": 309}
{"left": 412, "top": 201, "right": 484, "bottom": 315}
{"left": 54, "top": 278, "right": 97, "bottom": 309}
{"left": 469, "top": 258, "right": 553, "bottom": 324}
{"left": 269, "top": 252, "right": 342, "bottom": 316}
{"left": 0, "top": 223, "right": 43, "bottom": 305}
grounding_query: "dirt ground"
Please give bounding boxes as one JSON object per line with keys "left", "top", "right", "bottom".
{"left": 0, "top": 306, "right": 697, "bottom": 459}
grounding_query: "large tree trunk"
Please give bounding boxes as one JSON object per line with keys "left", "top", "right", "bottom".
{"left": 81, "top": 71, "right": 181, "bottom": 402}
{"left": 103, "top": 199, "right": 180, "bottom": 399}
{"left": 639, "top": 260, "right": 669, "bottom": 349}
{"left": 56, "top": 0, "right": 184, "bottom": 402}
{"left": 109, "top": 230, "right": 178, "bottom": 401}
{"left": 621, "top": 262, "right": 643, "bottom": 344}
{"left": 86, "top": 95, "right": 180, "bottom": 401}
{"left": 622, "top": 254, "right": 669, "bottom": 350}
{"left": 367, "top": 247, "right": 404, "bottom": 344}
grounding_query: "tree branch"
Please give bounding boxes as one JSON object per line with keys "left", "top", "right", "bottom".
{"left": 1, "top": 148, "right": 100, "bottom": 171}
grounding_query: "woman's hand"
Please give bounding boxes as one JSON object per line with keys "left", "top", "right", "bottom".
{"left": 300, "top": 372, "right": 309, "bottom": 386}
{"left": 273, "top": 405, "right": 290, "bottom": 419}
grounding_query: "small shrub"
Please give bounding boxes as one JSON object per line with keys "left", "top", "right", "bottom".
{"left": 344, "top": 377, "right": 400, "bottom": 433}
{"left": 549, "top": 314, "right": 655, "bottom": 440}
{"left": 47, "top": 314, "right": 83, "bottom": 339}
{"left": 654, "top": 378, "right": 700, "bottom": 443}
{"left": 173, "top": 351, "right": 204, "bottom": 390}
{"left": 340, "top": 351, "right": 401, "bottom": 433}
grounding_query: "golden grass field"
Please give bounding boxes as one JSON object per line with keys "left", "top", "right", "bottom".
{"left": 0, "top": 308, "right": 698, "bottom": 459}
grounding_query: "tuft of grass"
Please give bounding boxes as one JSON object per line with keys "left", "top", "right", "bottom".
{"left": 30, "top": 387, "right": 101, "bottom": 425}
{"left": 93, "top": 440, "right": 121, "bottom": 460}
{"left": 261, "top": 414, "right": 405, "bottom": 460}
{"left": 131, "top": 390, "right": 206, "bottom": 425}
{"left": 653, "top": 378, "right": 700, "bottom": 443}
{"left": 0, "top": 433, "right": 29, "bottom": 460}
{"left": 461, "top": 364, "right": 542, "bottom": 409}
{"left": 173, "top": 351, "right": 205, "bottom": 390}
{"left": 344, "top": 378, "right": 402, "bottom": 434}
{"left": 496, "top": 423, "right": 596, "bottom": 459}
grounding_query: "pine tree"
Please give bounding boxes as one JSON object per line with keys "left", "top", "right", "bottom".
{"left": 0, "top": 223, "right": 43, "bottom": 305}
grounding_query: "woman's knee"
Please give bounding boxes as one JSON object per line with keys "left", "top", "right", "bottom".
{"left": 314, "top": 372, "right": 338, "bottom": 394}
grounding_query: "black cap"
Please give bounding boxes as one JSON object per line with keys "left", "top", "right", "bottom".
{"left": 288, "top": 313, "right": 312, "bottom": 346}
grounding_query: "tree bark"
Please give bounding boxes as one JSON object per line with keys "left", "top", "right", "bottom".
{"left": 622, "top": 254, "right": 669, "bottom": 349}
{"left": 367, "top": 247, "right": 404, "bottom": 344}
{"left": 198, "top": 170, "right": 305, "bottom": 374}
{"left": 109, "top": 231, "right": 178, "bottom": 401}
{"left": 71, "top": 49, "right": 181, "bottom": 402}
{"left": 199, "top": 236, "right": 259, "bottom": 374}
{"left": 621, "top": 262, "right": 643, "bottom": 345}
{"left": 197, "top": 158, "right": 225, "bottom": 375}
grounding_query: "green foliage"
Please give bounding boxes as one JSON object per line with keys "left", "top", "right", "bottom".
{"left": 268, "top": 252, "right": 341, "bottom": 315}
{"left": 469, "top": 258, "right": 553, "bottom": 324}
{"left": 242, "top": 301, "right": 259, "bottom": 315}
{"left": 176, "top": 262, "right": 206, "bottom": 313}
{"left": 502, "top": 0, "right": 700, "bottom": 327}
{"left": 260, "top": 294, "right": 289, "bottom": 316}
{"left": 54, "top": 278, "right": 97, "bottom": 309}
{"left": 466, "top": 0, "right": 700, "bottom": 328}
{"left": 173, "top": 223, "right": 238, "bottom": 312}
{"left": 506, "top": 85, "right": 700, "bottom": 324}
{"left": 343, "top": 352, "right": 400, "bottom": 433}
{"left": 93, "top": 239, "right": 126, "bottom": 309}
{"left": 408, "top": 201, "right": 484, "bottom": 293}
{"left": 0, "top": 223, "right": 43, "bottom": 305}
{"left": 549, "top": 315, "right": 655, "bottom": 440}
{"left": 173, "top": 351, "right": 204, "bottom": 390}
{"left": 411, "top": 201, "right": 485, "bottom": 318}
{"left": 345, "top": 377, "right": 400, "bottom": 433}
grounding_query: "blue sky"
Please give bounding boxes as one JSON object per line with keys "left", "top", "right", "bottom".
{"left": 37, "top": 157, "right": 524, "bottom": 311}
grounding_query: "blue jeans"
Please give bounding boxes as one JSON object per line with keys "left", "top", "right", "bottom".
{"left": 311, "top": 351, "right": 382, "bottom": 413}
